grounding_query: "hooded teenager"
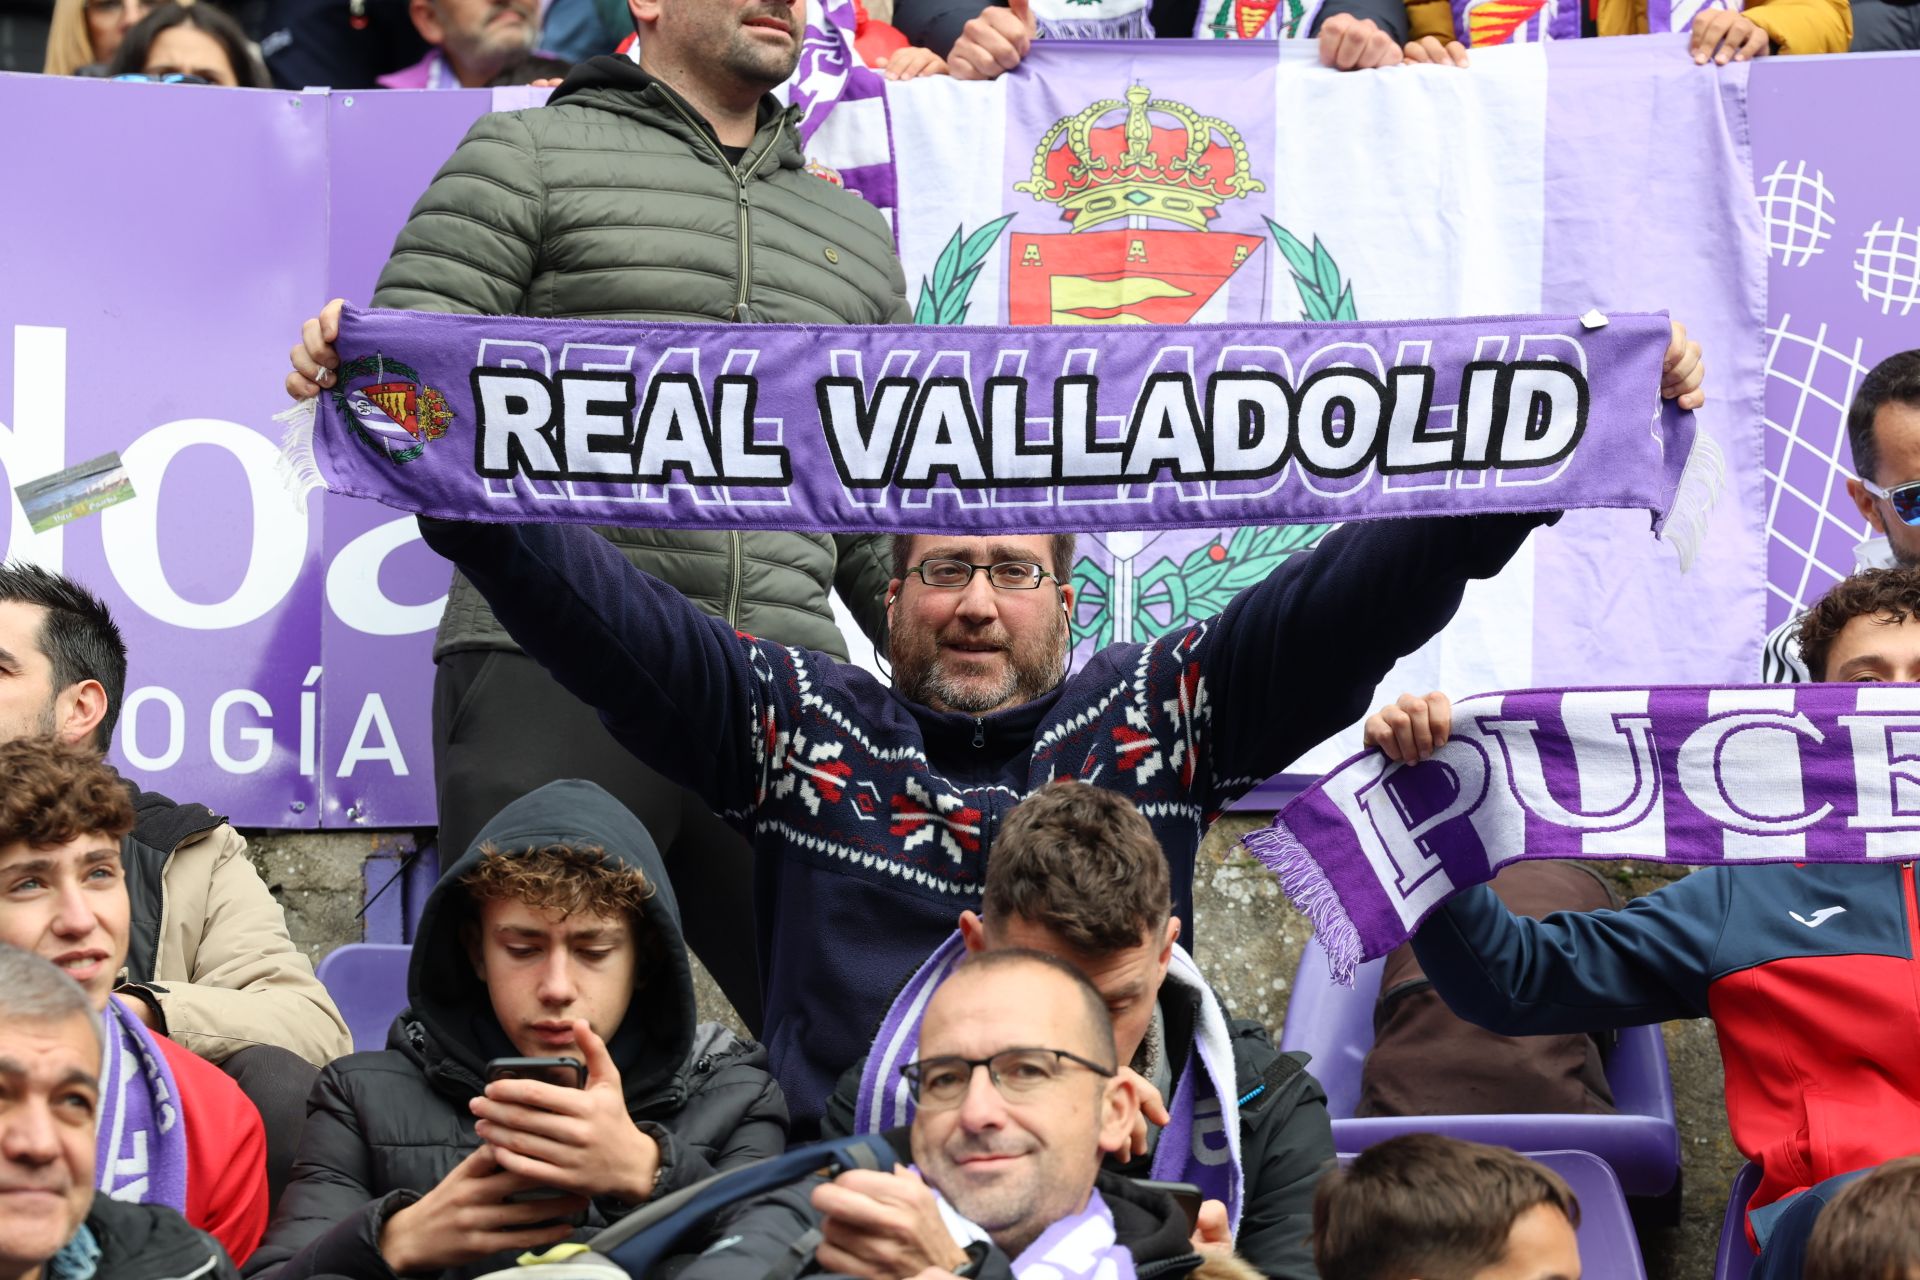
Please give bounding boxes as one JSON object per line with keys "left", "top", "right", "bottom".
{"left": 246, "top": 780, "right": 788, "bottom": 1280}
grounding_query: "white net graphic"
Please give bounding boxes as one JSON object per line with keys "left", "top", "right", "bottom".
{"left": 1764, "top": 313, "right": 1874, "bottom": 623}
{"left": 1757, "top": 160, "right": 1835, "bottom": 268}
{"left": 1856, "top": 218, "right": 1920, "bottom": 316}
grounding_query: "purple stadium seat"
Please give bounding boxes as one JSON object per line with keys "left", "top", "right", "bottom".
{"left": 1714, "top": 1163, "right": 1762, "bottom": 1280}
{"left": 315, "top": 943, "right": 413, "bottom": 1053}
{"left": 1278, "top": 936, "right": 1682, "bottom": 1198}
{"left": 1529, "top": 1150, "right": 1649, "bottom": 1280}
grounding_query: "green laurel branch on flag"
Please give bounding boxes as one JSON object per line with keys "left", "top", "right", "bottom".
{"left": 1265, "top": 220, "right": 1357, "bottom": 322}
{"left": 1069, "top": 525, "right": 1333, "bottom": 651}
{"left": 913, "top": 215, "right": 1016, "bottom": 325}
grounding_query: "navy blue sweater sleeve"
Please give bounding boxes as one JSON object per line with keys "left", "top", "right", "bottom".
{"left": 1196, "top": 513, "right": 1549, "bottom": 806}
{"left": 416, "top": 517, "right": 768, "bottom": 813}
{"left": 1410, "top": 873, "right": 1729, "bottom": 1034}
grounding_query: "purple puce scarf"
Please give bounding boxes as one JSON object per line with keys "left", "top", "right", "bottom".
{"left": 282, "top": 306, "right": 1718, "bottom": 551}
{"left": 857, "top": 934, "right": 1245, "bottom": 1229}
{"left": 1242, "top": 684, "right": 1920, "bottom": 984}
{"left": 96, "top": 995, "right": 189, "bottom": 1211}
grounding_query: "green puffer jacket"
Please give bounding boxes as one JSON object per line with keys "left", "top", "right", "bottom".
{"left": 369, "top": 56, "right": 911, "bottom": 660}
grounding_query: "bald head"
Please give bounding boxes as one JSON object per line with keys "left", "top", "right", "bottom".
{"left": 935, "top": 949, "right": 1115, "bottom": 1065}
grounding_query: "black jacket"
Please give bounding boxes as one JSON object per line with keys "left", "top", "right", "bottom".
{"left": 822, "top": 984, "right": 1333, "bottom": 1280}
{"left": 87, "top": 1193, "right": 239, "bottom": 1280}
{"left": 245, "top": 780, "right": 790, "bottom": 1280}
{"left": 677, "top": 1155, "right": 1219, "bottom": 1280}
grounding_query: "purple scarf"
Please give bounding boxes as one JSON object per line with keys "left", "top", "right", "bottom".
{"left": 932, "top": 1184, "right": 1138, "bottom": 1280}
{"left": 283, "top": 305, "right": 1716, "bottom": 549}
{"left": 856, "top": 934, "right": 1244, "bottom": 1229}
{"left": 1449, "top": 0, "right": 1736, "bottom": 44}
{"left": 780, "top": 0, "right": 897, "bottom": 214}
{"left": 96, "top": 996, "right": 189, "bottom": 1211}
{"left": 1243, "top": 683, "right": 1920, "bottom": 984}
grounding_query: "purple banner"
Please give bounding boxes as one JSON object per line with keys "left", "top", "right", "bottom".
{"left": 0, "top": 51, "right": 1912, "bottom": 827}
{"left": 305, "top": 305, "right": 1691, "bottom": 535}
{"left": 1246, "top": 682, "right": 1920, "bottom": 980}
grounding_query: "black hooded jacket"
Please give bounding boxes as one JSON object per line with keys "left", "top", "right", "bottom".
{"left": 244, "top": 780, "right": 788, "bottom": 1280}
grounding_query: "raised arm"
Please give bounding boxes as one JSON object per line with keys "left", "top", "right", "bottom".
{"left": 1409, "top": 871, "right": 1724, "bottom": 1036}
{"left": 1197, "top": 510, "right": 1552, "bottom": 805}
{"left": 415, "top": 517, "right": 775, "bottom": 814}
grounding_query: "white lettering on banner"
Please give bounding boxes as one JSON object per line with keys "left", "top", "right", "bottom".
{"left": 473, "top": 344, "right": 1595, "bottom": 499}
{"left": 99, "top": 420, "right": 308, "bottom": 630}
{"left": 326, "top": 517, "right": 446, "bottom": 636}
{"left": 1840, "top": 685, "right": 1920, "bottom": 859}
{"left": 210, "top": 689, "right": 273, "bottom": 774}
{"left": 301, "top": 666, "right": 321, "bottom": 776}
{"left": 122, "top": 687, "right": 185, "bottom": 771}
{"left": 338, "top": 693, "right": 408, "bottom": 777}
{"left": 1356, "top": 736, "right": 1491, "bottom": 894}
{"left": 1678, "top": 689, "right": 1831, "bottom": 859}
{"left": 1483, "top": 694, "right": 1664, "bottom": 834}
{"left": 0, "top": 326, "right": 67, "bottom": 569}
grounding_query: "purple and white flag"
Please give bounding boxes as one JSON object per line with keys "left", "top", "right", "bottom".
{"left": 1243, "top": 683, "right": 1920, "bottom": 984}
{"left": 287, "top": 305, "right": 1715, "bottom": 541}
{"left": 778, "top": 0, "right": 897, "bottom": 215}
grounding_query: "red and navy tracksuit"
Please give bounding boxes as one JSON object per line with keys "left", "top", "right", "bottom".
{"left": 1413, "top": 861, "right": 1920, "bottom": 1249}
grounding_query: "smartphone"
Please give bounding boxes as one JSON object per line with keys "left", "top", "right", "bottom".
{"left": 1133, "top": 1179, "right": 1204, "bottom": 1232}
{"left": 484, "top": 1056, "right": 586, "bottom": 1089}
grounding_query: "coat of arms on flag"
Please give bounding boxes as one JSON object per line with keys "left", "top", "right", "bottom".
{"left": 1008, "top": 85, "right": 1267, "bottom": 326}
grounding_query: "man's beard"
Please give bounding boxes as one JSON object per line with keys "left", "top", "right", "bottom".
{"left": 452, "top": 1, "right": 539, "bottom": 68}
{"left": 892, "top": 618, "right": 1067, "bottom": 715}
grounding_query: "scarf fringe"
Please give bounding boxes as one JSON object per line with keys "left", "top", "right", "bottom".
{"left": 1035, "top": 10, "right": 1153, "bottom": 37}
{"left": 273, "top": 398, "right": 325, "bottom": 513}
{"left": 1239, "top": 821, "right": 1364, "bottom": 986}
{"left": 1658, "top": 430, "right": 1726, "bottom": 573}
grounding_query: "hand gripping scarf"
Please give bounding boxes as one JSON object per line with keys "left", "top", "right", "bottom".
{"left": 1242, "top": 683, "right": 1920, "bottom": 983}
{"left": 857, "top": 933, "right": 1246, "bottom": 1231}
{"left": 281, "top": 306, "right": 1721, "bottom": 559}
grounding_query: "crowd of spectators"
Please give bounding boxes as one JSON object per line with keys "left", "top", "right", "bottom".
{"left": 1, "top": 0, "right": 1920, "bottom": 1276}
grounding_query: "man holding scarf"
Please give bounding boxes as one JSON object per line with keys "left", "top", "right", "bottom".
{"left": 0, "top": 738, "right": 268, "bottom": 1265}
{"left": 400, "top": 310, "right": 1700, "bottom": 1139}
{"left": 1366, "top": 563, "right": 1920, "bottom": 1280}
{"left": 685, "top": 949, "right": 1264, "bottom": 1280}
{"left": 824, "top": 781, "right": 1333, "bottom": 1280}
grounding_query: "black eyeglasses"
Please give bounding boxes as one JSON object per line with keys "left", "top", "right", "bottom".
{"left": 900, "top": 1047, "right": 1115, "bottom": 1110}
{"left": 907, "top": 558, "right": 1054, "bottom": 591}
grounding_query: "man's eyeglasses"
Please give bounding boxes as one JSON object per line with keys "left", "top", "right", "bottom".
{"left": 900, "top": 1047, "right": 1115, "bottom": 1109}
{"left": 1861, "top": 478, "right": 1920, "bottom": 527}
{"left": 907, "top": 558, "right": 1054, "bottom": 591}
{"left": 110, "top": 73, "right": 213, "bottom": 84}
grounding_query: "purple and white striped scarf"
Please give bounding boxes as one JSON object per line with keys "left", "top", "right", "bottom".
{"left": 1243, "top": 683, "right": 1920, "bottom": 984}
{"left": 95, "top": 996, "right": 189, "bottom": 1211}
{"left": 1448, "top": 0, "right": 1736, "bottom": 45}
{"left": 781, "top": 0, "right": 897, "bottom": 216}
{"left": 857, "top": 933, "right": 1245, "bottom": 1230}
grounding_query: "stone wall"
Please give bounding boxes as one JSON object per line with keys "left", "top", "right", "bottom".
{"left": 245, "top": 819, "right": 1739, "bottom": 1277}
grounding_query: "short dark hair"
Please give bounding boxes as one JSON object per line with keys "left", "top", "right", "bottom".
{"left": 0, "top": 564, "right": 127, "bottom": 752}
{"left": 1794, "top": 566, "right": 1920, "bottom": 682}
{"left": 0, "top": 736, "right": 134, "bottom": 851}
{"left": 890, "top": 534, "right": 1079, "bottom": 588}
{"left": 1312, "top": 1134, "right": 1580, "bottom": 1280}
{"left": 104, "top": 1, "right": 268, "bottom": 87}
{"left": 946, "top": 948, "right": 1116, "bottom": 1067}
{"left": 1845, "top": 348, "right": 1920, "bottom": 483}
{"left": 1807, "top": 1157, "right": 1920, "bottom": 1280}
{"left": 984, "top": 780, "right": 1170, "bottom": 955}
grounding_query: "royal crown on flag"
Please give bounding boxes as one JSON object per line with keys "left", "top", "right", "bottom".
{"left": 1014, "top": 85, "right": 1265, "bottom": 235}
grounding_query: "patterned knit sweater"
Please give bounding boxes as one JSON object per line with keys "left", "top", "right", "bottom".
{"left": 419, "top": 511, "right": 1546, "bottom": 1127}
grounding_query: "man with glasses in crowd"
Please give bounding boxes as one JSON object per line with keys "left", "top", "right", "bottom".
{"left": 418, "top": 325, "right": 1702, "bottom": 1137}
{"left": 1764, "top": 348, "right": 1920, "bottom": 681}
{"left": 680, "top": 949, "right": 1258, "bottom": 1280}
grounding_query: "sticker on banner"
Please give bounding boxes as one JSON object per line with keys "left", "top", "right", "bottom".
{"left": 14, "top": 451, "right": 136, "bottom": 533}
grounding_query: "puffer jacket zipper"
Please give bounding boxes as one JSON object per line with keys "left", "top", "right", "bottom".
{"left": 655, "top": 92, "right": 782, "bottom": 321}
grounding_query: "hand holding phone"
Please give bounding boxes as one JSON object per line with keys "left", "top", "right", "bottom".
{"left": 484, "top": 1056, "right": 587, "bottom": 1090}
